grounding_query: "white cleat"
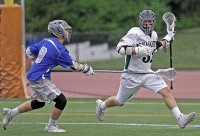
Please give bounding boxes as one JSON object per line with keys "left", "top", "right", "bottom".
{"left": 44, "top": 125, "right": 66, "bottom": 133}
{"left": 177, "top": 112, "right": 196, "bottom": 129}
{"left": 96, "top": 99, "right": 105, "bottom": 121}
{"left": 2, "top": 108, "right": 13, "bottom": 130}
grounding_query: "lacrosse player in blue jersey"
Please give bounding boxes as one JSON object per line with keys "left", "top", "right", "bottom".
{"left": 2, "top": 20, "right": 94, "bottom": 133}
{"left": 96, "top": 10, "right": 196, "bottom": 129}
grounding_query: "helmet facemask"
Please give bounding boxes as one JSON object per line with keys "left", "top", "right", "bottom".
{"left": 139, "top": 10, "right": 156, "bottom": 35}
{"left": 60, "top": 24, "right": 72, "bottom": 43}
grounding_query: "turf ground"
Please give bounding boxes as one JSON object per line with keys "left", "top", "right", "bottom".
{"left": 0, "top": 98, "right": 199, "bottom": 136}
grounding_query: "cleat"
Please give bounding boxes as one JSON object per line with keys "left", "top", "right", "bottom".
{"left": 44, "top": 125, "right": 66, "bottom": 133}
{"left": 2, "top": 108, "right": 13, "bottom": 130}
{"left": 177, "top": 112, "right": 196, "bottom": 129}
{"left": 96, "top": 99, "right": 105, "bottom": 121}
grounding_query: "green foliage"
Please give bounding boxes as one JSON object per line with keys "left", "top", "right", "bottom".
{"left": 24, "top": 0, "right": 170, "bottom": 33}
{"left": 177, "top": 13, "right": 200, "bottom": 29}
{"left": 167, "top": 0, "right": 200, "bottom": 29}
{"left": 6, "top": 0, "right": 200, "bottom": 32}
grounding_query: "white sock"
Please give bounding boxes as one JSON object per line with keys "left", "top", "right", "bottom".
{"left": 100, "top": 101, "right": 107, "bottom": 110}
{"left": 171, "top": 106, "right": 181, "bottom": 120}
{"left": 47, "top": 118, "right": 57, "bottom": 126}
{"left": 10, "top": 107, "right": 20, "bottom": 117}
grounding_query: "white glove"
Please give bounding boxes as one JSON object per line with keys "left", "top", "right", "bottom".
{"left": 82, "top": 64, "right": 95, "bottom": 76}
{"left": 163, "top": 33, "right": 175, "bottom": 48}
{"left": 163, "top": 33, "right": 175, "bottom": 42}
{"left": 135, "top": 46, "right": 151, "bottom": 56}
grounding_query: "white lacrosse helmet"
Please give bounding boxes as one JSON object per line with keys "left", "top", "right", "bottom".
{"left": 48, "top": 20, "right": 72, "bottom": 43}
{"left": 139, "top": 10, "right": 156, "bottom": 35}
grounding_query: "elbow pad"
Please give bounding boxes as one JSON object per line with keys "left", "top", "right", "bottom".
{"left": 70, "top": 61, "right": 84, "bottom": 72}
{"left": 26, "top": 47, "right": 34, "bottom": 59}
{"left": 117, "top": 46, "right": 133, "bottom": 55}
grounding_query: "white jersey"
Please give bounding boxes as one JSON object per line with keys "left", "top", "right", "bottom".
{"left": 117, "top": 27, "right": 158, "bottom": 72}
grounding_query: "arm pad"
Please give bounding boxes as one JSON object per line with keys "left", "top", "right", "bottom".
{"left": 26, "top": 47, "right": 35, "bottom": 59}
{"left": 116, "top": 45, "right": 133, "bottom": 55}
{"left": 156, "top": 41, "right": 163, "bottom": 50}
{"left": 70, "top": 61, "right": 84, "bottom": 72}
{"left": 70, "top": 61, "right": 94, "bottom": 76}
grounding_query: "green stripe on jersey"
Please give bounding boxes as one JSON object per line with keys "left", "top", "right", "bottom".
{"left": 125, "top": 55, "right": 131, "bottom": 69}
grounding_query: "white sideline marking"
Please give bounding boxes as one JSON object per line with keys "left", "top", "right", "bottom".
{"left": 0, "top": 122, "right": 199, "bottom": 128}
{"left": 1, "top": 101, "right": 200, "bottom": 105}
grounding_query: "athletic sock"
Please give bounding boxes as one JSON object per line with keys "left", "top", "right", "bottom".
{"left": 100, "top": 101, "right": 107, "bottom": 110}
{"left": 10, "top": 107, "right": 20, "bottom": 117}
{"left": 171, "top": 106, "right": 181, "bottom": 120}
{"left": 47, "top": 118, "right": 57, "bottom": 126}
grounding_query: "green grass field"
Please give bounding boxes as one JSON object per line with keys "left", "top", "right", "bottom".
{"left": 0, "top": 98, "right": 199, "bottom": 136}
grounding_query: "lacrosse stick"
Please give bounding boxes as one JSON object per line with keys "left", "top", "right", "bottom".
{"left": 52, "top": 68, "right": 176, "bottom": 81}
{"left": 163, "top": 12, "right": 176, "bottom": 89}
{"left": 94, "top": 68, "right": 176, "bottom": 81}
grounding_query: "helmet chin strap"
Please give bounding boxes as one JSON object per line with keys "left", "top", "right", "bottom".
{"left": 140, "top": 26, "right": 152, "bottom": 35}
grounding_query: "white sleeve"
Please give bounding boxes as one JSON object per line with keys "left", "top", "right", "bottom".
{"left": 117, "top": 33, "right": 137, "bottom": 47}
{"left": 116, "top": 33, "right": 137, "bottom": 55}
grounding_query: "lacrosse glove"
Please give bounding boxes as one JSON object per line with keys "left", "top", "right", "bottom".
{"left": 163, "top": 33, "right": 175, "bottom": 48}
{"left": 135, "top": 46, "right": 152, "bottom": 56}
{"left": 82, "top": 64, "right": 95, "bottom": 76}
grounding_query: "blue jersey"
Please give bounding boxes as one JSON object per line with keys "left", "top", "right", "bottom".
{"left": 27, "top": 37, "right": 73, "bottom": 81}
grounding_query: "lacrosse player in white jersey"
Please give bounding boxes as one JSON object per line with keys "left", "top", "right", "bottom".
{"left": 96, "top": 10, "right": 195, "bottom": 129}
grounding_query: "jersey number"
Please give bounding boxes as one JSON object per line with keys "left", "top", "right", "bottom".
{"left": 35, "top": 47, "right": 47, "bottom": 63}
{"left": 142, "top": 49, "right": 156, "bottom": 63}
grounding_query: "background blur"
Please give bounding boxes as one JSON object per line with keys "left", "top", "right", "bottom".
{"left": 0, "top": 0, "right": 200, "bottom": 99}
{"left": 0, "top": 1, "right": 199, "bottom": 135}
{"left": 10, "top": 0, "right": 200, "bottom": 70}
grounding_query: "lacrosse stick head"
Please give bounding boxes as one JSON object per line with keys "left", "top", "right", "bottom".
{"left": 157, "top": 68, "right": 177, "bottom": 81}
{"left": 162, "top": 12, "right": 176, "bottom": 35}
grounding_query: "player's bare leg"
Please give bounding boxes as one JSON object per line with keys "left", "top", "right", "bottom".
{"left": 51, "top": 108, "right": 63, "bottom": 120}
{"left": 158, "top": 88, "right": 177, "bottom": 109}
{"left": 158, "top": 87, "right": 196, "bottom": 128}
{"left": 44, "top": 107, "right": 66, "bottom": 133}
{"left": 104, "top": 96, "right": 124, "bottom": 107}
{"left": 44, "top": 94, "right": 67, "bottom": 133}
{"left": 17, "top": 100, "right": 33, "bottom": 112}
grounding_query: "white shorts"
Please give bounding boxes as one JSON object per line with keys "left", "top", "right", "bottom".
{"left": 28, "top": 79, "right": 61, "bottom": 103}
{"left": 116, "top": 73, "right": 167, "bottom": 104}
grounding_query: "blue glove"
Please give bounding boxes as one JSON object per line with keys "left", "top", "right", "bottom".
{"left": 83, "top": 64, "right": 95, "bottom": 76}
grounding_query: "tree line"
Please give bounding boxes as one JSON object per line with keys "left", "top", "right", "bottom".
{"left": 12, "top": 0, "right": 200, "bottom": 33}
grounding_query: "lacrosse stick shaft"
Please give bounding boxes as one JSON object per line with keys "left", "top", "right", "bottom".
{"left": 52, "top": 68, "right": 176, "bottom": 81}
{"left": 52, "top": 69, "right": 155, "bottom": 74}
{"left": 95, "top": 70, "right": 176, "bottom": 81}
{"left": 170, "top": 40, "right": 173, "bottom": 89}
{"left": 94, "top": 70, "right": 156, "bottom": 74}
